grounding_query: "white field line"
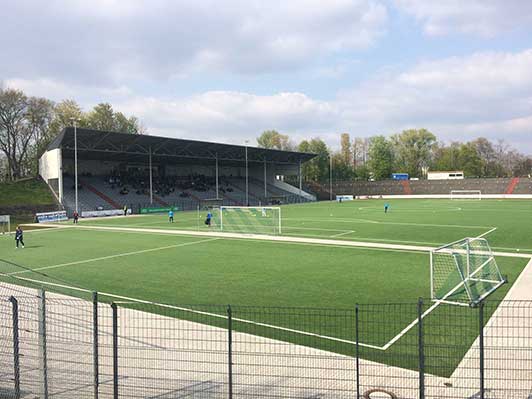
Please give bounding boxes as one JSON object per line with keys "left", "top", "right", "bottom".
{"left": 58, "top": 224, "right": 531, "bottom": 259}
{"left": 382, "top": 257, "right": 499, "bottom": 350}
{"left": 284, "top": 232, "right": 444, "bottom": 247}
{"left": 476, "top": 227, "right": 497, "bottom": 238}
{"left": 283, "top": 217, "right": 492, "bottom": 229}
{"left": 10, "top": 224, "right": 530, "bottom": 352}
{"left": 451, "top": 256, "right": 532, "bottom": 380}
{"left": 330, "top": 230, "right": 355, "bottom": 238}
{"left": 3, "top": 275, "right": 383, "bottom": 350}
{"left": 5, "top": 250, "right": 531, "bottom": 353}
{"left": 7, "top": 237, "right": 220, "bottom": 276}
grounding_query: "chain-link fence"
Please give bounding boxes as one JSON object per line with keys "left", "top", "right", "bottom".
{"left": 1, "top": 281, "right": 531, "bottom": 399}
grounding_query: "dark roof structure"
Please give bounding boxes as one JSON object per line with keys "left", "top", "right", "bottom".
{"left": 48, "top": 128, "right": 316, "bottom": 166}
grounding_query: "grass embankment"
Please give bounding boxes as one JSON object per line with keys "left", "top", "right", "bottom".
{"left": 0, "top": 177, "right": 58, "bottom": 224}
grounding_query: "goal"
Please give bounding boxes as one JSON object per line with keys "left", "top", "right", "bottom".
{"left": 430, "top": 237, "right": 505, "bottom": 306}
{"left": 450, "top": 190, "right": 482, "bottom": 200}
{"left": 219, "top": 206, "right": 281, "bottom": 235}
{"left": 0, "top": 215, "right": 10, "bottom": 235}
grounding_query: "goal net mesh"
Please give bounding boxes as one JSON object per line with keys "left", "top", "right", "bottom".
{"left": 431, "top": 238, "right": 505, "bottom": 306}
{"left": 450, "top": 190, "right": 482, "bottom": 200}
{"left": 0, "top": 215, "right": 10, "bottom": 235}
{"left": 218, "top": 206, "right": 281, "bottom": 235}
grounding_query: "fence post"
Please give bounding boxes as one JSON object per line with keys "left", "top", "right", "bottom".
{"left": 111, "top": 302, "right": 118, "bottom": 399}
{"left": 39, "top": 289, "right": 49, "bottom": 399}
{"left": 418, "top": 298, "right": 425, "bottom": 399}
{"left": 355, "top": 304, "right": 360, "bottom": 399}
{"left": 9, "top": 296, "right": 20, "bottom": 399}
{"left": 227, "top": 305, "right": 234, "bottom": 399}
{"left": 93, "top": 292, "right": 99, "bottom": 399}
{"left": 479, "top": 302, "right": 485, "bottom": 399}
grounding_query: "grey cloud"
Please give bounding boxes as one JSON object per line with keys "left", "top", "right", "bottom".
{"left": 0, "top": 0, "right": 387, "bottom": 85}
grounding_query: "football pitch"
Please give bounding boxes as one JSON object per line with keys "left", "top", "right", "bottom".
{"left": 1, "top": 198, "right": 531, "bottom": 376}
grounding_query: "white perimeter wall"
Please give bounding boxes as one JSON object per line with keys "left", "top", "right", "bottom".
{"left": 360, "top": 194, "right": 532, "bottom": 199}
{"left": 39, "top": 148, "right": 63, "bottom": 200}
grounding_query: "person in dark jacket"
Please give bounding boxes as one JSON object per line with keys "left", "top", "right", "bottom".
{"left": 15, "top": 226, "right": 25, "bottom": 249}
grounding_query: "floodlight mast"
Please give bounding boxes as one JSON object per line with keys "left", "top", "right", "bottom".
{"left": 329, "top": 154, "right": 333, "bottom": 201}
{"left": 245, "top": 140, "right": 249, "bottom": 206}
{"left": 70, "top": 117, "right": 81, "bottom": 214}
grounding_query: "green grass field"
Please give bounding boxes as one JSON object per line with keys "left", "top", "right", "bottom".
{"left": 1, "top": 198, "right": 530, "bottom": 376}
{"left": 73, "top": 198, "right": 532, "bottom": 253}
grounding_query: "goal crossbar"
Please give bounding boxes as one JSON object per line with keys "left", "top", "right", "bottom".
{"left": 450, "top": 190, "right": 482, "bottom": 200}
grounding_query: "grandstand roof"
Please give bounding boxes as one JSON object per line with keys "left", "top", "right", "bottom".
{"left": 47, "top": 128, "right": 316, "bottom": 166}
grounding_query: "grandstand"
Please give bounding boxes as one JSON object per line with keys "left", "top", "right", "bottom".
{"left": 329, "top": 177, "right": 532, "bottom": 197}
{"left": 38, "top": 128, "right": 317, "bottom": 215}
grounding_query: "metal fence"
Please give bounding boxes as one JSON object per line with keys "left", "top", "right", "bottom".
{"left": 1, "top": 282, "right": 531, "bottom": 399}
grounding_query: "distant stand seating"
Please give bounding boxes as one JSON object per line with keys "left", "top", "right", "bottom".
{"left": 327, "top": 177, "right": 531, "bottom": 197}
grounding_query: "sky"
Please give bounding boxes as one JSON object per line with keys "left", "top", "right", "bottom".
{"left": 2, "top": 0, "right": 532, "bottom": 152}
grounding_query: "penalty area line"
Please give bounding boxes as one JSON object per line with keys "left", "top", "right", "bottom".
{"left": 330, "top": 230, "right": 355, "bottom": 238}
{"left": 7, "top": 237, "right": 220, "bottom": 276}
{"left": 476, "top": 227, "right": 497, "bottom": 239}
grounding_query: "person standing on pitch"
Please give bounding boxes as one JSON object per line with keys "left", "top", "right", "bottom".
{"left": 15, "top": 226, "right": 25, "bottom": 249}
{"left": 205, "top": 210, "right": 212, "bottom": 227}
{"left": 168, "top": 209, "right": 174, "bottom": 223}
{"left": 123, "top": 205, "right": 128, "bottom": 216}
{"left": 73, "top": 211, "right": 79, "bottom": 224}
{"left": 384, "top": 203, "right": 390, "bottom": 214}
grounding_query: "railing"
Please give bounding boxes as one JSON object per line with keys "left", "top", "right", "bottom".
{"left": 1, "top": 282, "right": 531, "bottom": 399}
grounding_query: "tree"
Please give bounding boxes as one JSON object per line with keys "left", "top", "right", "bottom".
{"left": 392, "top": 129, "right": 437, "bottom": 177}
{"left": 0, "top": 88, "right": 54, "bottom": 180}
{"left": 85, "top": 103, "right": 142, "bottom": 134}
{"left": 353, "top": 137, "right": 369, "bottom": 168}
{"left": 340, "top": 133, "right": 352, "bottom": 165}
{"left": 298, "top": 138, "right": 330, "bottom": 182}
{"left": 49, "top": 100, "right": 85, "bottom": 137}
{"left": 367, "top": 136, "right": 394, "bottom": 180}
{"left": 457, "top": 142, "right": 484, "bottom": 177}
{"left": 432, "top": 142, "right": 461, "bottom": 171}
{"left": 257, "top": 130, "right": 293, "bottom": 150}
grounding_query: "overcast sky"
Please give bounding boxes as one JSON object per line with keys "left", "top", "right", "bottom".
{"left": 2, "top": 0, "right": 532, "bottom": 152}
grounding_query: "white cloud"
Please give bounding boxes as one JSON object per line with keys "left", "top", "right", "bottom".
{"left": 395, "top": 0, "right": 532, "bottom": 37}
{"left": 0, "top": 0, "right": 388, "bottom": 84}
{"left": 118, "top": 91, "right": 339, "bottom": 144}
{"left": 6, "top": 49, "right": 532, "bottom": 153}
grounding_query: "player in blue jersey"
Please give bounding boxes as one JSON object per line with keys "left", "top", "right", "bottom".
{"left": 15, "top": 226, "right": 25, "bottom": 249}
{"left": 168, "top": 209, "right": 174, "bottom": 223}
{"left": 205, "top": 211, "right": 212, "bottom": 227}
{"left": 384, "top": 203, "right": 390, "bottom": 213}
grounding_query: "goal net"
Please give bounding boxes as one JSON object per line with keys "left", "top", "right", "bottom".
{"left": 430, "top": 237, "right": 505, "bottom": 306}
{"left": 450, "top": 190, "right": 482, "bottom": 200}
{"left": 0, "top": 215, "right": 10, "bottom": 235}
{"left": 219, "top": 206, "right": 281, "bottom": 235}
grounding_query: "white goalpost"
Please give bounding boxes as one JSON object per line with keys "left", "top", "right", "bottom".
{"left": 430, "top": 237, "right": 505, "bottom": 306}
{"left": 218, "top": 206, "right": 282, "bottom": 235}
{"left": 0, "top": 215, "right": 11, "bottom": 235}
{"left": 450, "top": 190, "right": 482, "bottom": 200}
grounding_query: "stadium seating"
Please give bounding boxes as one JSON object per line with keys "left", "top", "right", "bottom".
{"left": 61, "top": 172, "right": 308, "bottom": 214}
{"left": 62, "top": 175, "right": 117, "bottom": 214}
